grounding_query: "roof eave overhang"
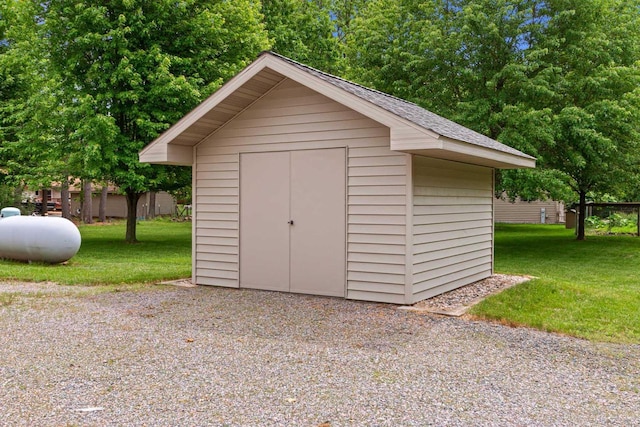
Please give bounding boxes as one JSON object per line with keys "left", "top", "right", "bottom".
{"left": 391, "top": 135, "right": 536, "bottom": 169}
{"left": 139, "top": 54, "right": 281, "bottom": 164}
{"left": 139, "top": 141, "right": 194, "bottom": 166}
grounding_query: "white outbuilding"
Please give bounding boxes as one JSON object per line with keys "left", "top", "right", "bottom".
{"left": 140, "top": 52, "right": 535, "bottom": 304}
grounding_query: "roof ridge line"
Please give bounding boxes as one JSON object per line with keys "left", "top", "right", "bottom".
{"left": 261, "top": 51, "right": 424, "bottom": 110}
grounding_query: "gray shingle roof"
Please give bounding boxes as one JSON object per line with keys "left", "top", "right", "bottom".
{"left": 264, "top": 52, "right": 534, "bottom": 159}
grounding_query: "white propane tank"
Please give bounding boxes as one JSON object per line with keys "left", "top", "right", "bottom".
{"left": 0, "top": 216, "right": 81, "bottom": 263}
{"left": 0, "top": 207, "right": 21, "bottom": 218}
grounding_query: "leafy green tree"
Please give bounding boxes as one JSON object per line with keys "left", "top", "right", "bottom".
{"left": 0, "top": 1, "right": 106, "bottom": 219}
{"left": 346, "top": 0, "right": 640, "bottom": 240}
{"left": 523, "top": 0, "right": 640, "bottom": 239}
{"left": 262, "top": 0, "right": 342, "bottom": 73}
{"left": 312, "top": 0, "right": 367, "bottom": 44}
{"left": 0, "top": 1, "right": 10, "bottom": 200}
{"left": 43, "top": 0, "right": 270, "bottom": 242}
{"left": 0, "top": 0, "right": 60, "bottom": 205}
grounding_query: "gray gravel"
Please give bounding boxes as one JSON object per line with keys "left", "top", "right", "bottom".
{"left": 0, "top": 282, "right": 639, "bottom": 427}
{"left": 412, "top": 274, "right": 532, "bottom": 315}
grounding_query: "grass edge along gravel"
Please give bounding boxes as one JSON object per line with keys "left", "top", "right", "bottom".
{"left": 471, "top": 224, "right": 640, "bottom": 344}
{"left": 2, "top": 220, "right": 639, "bottom": 344}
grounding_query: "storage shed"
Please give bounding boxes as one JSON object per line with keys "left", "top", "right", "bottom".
{"left": 139, "top": 52, "right": 535, "bottom": 304}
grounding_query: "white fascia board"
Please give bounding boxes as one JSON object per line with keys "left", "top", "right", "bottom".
{"left": 441, "top": 137, "right": 536, "bottom": 168}
{"left": 393, "top": 137, "right": 536, "bottom": 169}
{"left": 138, "top": 143, "right": 167, "bottom": 164}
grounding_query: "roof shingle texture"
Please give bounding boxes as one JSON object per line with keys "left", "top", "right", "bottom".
{"left": 265, "top": 52, "right": 533, "bottom": 159}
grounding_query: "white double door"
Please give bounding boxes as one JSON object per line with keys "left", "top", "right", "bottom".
{"left": 239, "top": 148, "right": 346, "bottom": 297}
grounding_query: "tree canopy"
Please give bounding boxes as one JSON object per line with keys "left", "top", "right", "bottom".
{"left": 262, "top": 0, "right": 343, "bottom": 73}
{"left": 523, "top": 0, "right": 640, "bottom": 238}
{"left": 2, "top": 0, "right": 270, "bottom": 242}
{"left": 1, "top": 0, "right": 639, "bottom": 242}
{"left": 346, "top": 0, "right": 640, "bottom": 239}
{"left": 0, "top": 0, "right": 64, "bottom": 193}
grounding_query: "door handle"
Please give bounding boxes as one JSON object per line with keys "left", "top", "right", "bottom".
{"left": 288, "top": 220, "right": 294, "bottom": 225}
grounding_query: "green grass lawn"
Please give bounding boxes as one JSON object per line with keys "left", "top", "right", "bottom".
{"left": 0, "top": 219, "right": 191, "bottom": 285}
{"left": 472, "top": 224, "right": 640, "bottom": 343}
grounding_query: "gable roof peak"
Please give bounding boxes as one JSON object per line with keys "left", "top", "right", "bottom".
{"left": 259, "top": 51, "right": 534, "bottom": 161}
{"left": 260, "top": 51, "right": 415, "bottom": 107}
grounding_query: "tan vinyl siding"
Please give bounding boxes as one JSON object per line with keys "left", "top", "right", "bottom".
{"left": 195, "top": 78, "right": 407, "bottom": 302}
{"left": 347, "top": 144, "right": 408, "bottom": 303}
{"left": 193, "top": 152, "right": 239, "bottom": 286}
{"left": 411, "top": 156, "right": 493, "bottom": 302}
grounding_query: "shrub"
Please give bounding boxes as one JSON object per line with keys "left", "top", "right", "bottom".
{"left": 585, "top": 215, "right": 605, "bottom": 229}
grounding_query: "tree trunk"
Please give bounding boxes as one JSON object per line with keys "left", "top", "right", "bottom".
{"left": 148, "top": 191, "right": 156, "bottom": 219}
{"left": 99, "top": 186, "right": 108, "bottom": 222}
{"left": 82, "top": 180, "right": 93, "bottom": 224}
{"left": 577, "top": 190, "right": 587, "bottom": 241}
{"left": 12, "top": 186, "right": 22, "bottom": 207}
{"left": 125, "top": 190, "right": 142, "bottom": 243}
{"left": 39, "top": 188, "right": 49, "bottom": 216}
{"left": 61, "top": 179, "right": 70, "bottom": 219}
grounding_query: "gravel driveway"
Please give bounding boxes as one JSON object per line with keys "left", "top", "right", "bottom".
{"left": 0, "top": 282, "right": 639, "bottom": 426}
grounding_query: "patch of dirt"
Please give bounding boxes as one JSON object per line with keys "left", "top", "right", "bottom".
{"left": 158, "top": 278, "right": 196, "bottom": 288}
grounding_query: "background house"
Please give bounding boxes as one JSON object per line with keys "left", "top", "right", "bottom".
{"left": 68, "top": 188, "right": 176, "bottom": 219}
{"left": 25, "top": 185, "right": 176, "bottom": 219}
{"left": 494, "top": 196, "right": 565, "bottom": 224}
